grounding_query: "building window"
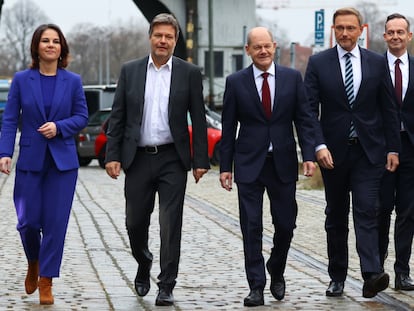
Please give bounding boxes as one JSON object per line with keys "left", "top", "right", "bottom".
{"left": 232, "top": 54, "right": 243, "bottom": 72}
{"left": 204, "top": 51, "right": 224, "bottom": 77}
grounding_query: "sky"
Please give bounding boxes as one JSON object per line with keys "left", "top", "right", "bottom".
{"left": 257, "top": 0, "right": 414, "bottom": 46}
{"left": 0, "top": 0, "right": 413, "bottom": 46}
{"left": 0, "top": 0, "right": 148, "bottom": 34}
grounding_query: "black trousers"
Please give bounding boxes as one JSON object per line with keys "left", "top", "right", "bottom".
{"left": 124, "top": 146, "right": 187, "bottom": 287}
{"left": 321, "top": 143, "right": 384, "bottom": 282}
{"left": 379, "top": 132, "right": 414, "bottom": 274}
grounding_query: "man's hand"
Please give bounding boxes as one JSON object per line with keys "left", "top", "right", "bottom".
{"left": 386, "top": 153, "right": 399, "bottom": 172}
{"left": 302, "top": 161, "right": 316, "bottom": 177}
{"left": 105, "top": 161, "right": 121, "bottom": 179}
{"left": 193, "top": 168, "right": 208, "bottom": 183}
{"left": 316, "top": 148, "right": 334, "bottom": 169}
{"left": 220, "top": 172, "right": 233, "bottom": 191}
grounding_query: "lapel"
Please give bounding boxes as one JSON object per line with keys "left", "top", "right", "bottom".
{"left": 355, "top": 47, "right": 371, "bottom": 104}
{"left": 327, "top": 47, "right": 350, "bottom": 108}
{"left": 169, "top": 56, "right": 180, "bottom": 118}
{"left": 273, "top": 64, "right": 283, "bottom": 117}
{"left": 28, "top": 69, "right": 68, "bottom": 121}
{"left": 48, "top": 69, "right": 67, "bottom": 120}
{"left": 405, "top": 55, "right": 414, "bottom": 103}
{"left": 29, "top": 69, "right": 47, "bottom": 120}
{"left": 136, "top": 57, "right": 148, "bottom": 117}
{"left": 243, "top": 65, "right": 268, "bottom": 119}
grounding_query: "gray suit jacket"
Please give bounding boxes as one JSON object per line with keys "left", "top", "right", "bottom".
{"left": 106, "top": 55, "right": 209, "bottom": 171}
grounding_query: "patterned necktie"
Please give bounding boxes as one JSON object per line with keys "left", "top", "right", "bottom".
{"left": 261, "top": 72, "right": 272, "bottom": 119}
{"left": 344, "top": 53, "right": 356, "bottom": 138}
{"left": 395, "top": 58, "right": 402, "bottom": 105}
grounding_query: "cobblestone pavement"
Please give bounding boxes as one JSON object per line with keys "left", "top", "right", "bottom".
{"left": 1, "top": 160, "right": 414, "bottom": 310}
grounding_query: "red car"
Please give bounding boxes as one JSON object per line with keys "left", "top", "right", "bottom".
{"left": 94, "top": 112, "right": 222, "bottom": 169}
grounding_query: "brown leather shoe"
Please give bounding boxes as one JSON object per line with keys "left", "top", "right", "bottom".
{"left": 25, "top": 260, "right": 39, "bottom": 294}
{"left": 39, "top": 277, "right": 54, "bottom": 305}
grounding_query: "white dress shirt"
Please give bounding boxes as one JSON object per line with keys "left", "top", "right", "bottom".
{"left": 387, "top": 51, "right": 408, "bottom": 131}
{"left": 138, "top": 55, "right": 174, "bottom": 147}
{"left": 252, "top": 63, "right": 275, "bottom": 151}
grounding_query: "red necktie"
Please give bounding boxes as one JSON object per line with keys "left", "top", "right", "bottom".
{"left": 261, "top": 72, "right": 271, "bottom": 119}
{"left": 395, "top": 58, "right": 402, "bottom": 105}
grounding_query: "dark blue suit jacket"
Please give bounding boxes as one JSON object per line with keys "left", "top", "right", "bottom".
{"left": 304, "top": 47, "right": 400, "bottom": 165}
{"left": 220, "top": 63, "right": 316, "bottom": 184}
{"left": 0, "top": 68, "right": 88, "bottom": 171}
{"left": 397, "top": 55, "right": 414, "bottom": 145}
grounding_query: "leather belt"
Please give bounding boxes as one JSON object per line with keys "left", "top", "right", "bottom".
{"left": 348, "top": 137, "right": 359, "bottom": 145}
{"left": 137, "top": 143, "right": 174, "bottom": 154}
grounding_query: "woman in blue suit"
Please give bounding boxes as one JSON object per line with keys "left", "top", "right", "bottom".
{"left": 0, "top": 24, "right": 88, "bottom": 305}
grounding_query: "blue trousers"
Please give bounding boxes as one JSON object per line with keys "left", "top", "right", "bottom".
{"left": 14, "top": 150, "right": 77, "bottom": 278}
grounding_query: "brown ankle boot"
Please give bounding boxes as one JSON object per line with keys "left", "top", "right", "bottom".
{"left": 38, "top": 277, "right": 54, "bottom": 305}
{"left": 25, "top": 260, "right": 39, "bottom": 294}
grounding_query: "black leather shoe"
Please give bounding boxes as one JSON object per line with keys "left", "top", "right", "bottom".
{"left": 362, "top": 272, "right": 389, "bottom": 298}
{"left": 155, "top": 288, "right": 174, "bottom": 306}
{"left": 270, "top": 276, "right": 285, "bottom": 301}
{"left": 325, "top": 281, "right": 344, "bottom": 297}
{"left": 134, "top": 262, "right": 152, "bottom": 297}
{"left": 395, "top": 274, "right": 414, "bottom": 291}
{"left": 243, "top": 289, "right": 264, "bottom": 307}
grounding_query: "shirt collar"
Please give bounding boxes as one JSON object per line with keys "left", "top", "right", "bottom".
{"left": 337, "top": 45, "right": 360, "bottom": 59}
{"left": 252, "top": 62, "right": 275, "bottom": 79}
{"left": 387, "top": 50, "right": 408, "bottom": 65}
{"left": 148, "top": 54, "right": 173, "bottom": 71}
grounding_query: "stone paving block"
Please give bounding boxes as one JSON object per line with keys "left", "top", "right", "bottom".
{"left": 1, "top": 162, "right": 414, "bottom": 310}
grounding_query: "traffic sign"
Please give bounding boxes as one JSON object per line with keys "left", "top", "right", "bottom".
{"left": 315, "top": 9, "right": 324, "bottom": 46}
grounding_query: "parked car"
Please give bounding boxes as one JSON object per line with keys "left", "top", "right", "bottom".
{"left": 0, "top": 79, "right": 11, "bottom": 130}
{"left": 83, "top": 84, "right": 116, "bottom": 116}
{"left": 75, "top": 84, "right": 116, "bottom": 167}
{"left": 94, "top": 110, "right": 222, "bottom": 169}
{"left": 76, "top": 108, "right": 112, "bottom": 166}
{"left": 94, "top": 119, "right": 109, "bottom": 169}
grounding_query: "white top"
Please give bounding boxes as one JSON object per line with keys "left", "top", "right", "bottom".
{"left": 138, "top": 55, "right": 174, "bottom": 146}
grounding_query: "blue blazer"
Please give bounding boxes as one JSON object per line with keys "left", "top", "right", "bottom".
{"left": 220, "top": 63, "right": 316, "bottom": 184}
{"left": 304, "top": 47, "right": 401, "bottom": 165}
{"left": 0, "top": 68, "right": 88, "bottom": 171}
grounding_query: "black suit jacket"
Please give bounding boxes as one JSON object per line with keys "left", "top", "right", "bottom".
{"left": 106, "top": 56, "right": 210, "bottom": 171}
{"left": 304, "top": 46, "right": 400, "bottom": 165}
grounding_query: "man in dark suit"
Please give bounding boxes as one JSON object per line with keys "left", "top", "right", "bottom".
{"left": 304, "top": 7, "right": 401, "bottom": 298}
{"left": 220, "top": 26, "right": 316, "bottom": 306}
{"left": 105, "top": 13, "right": 209, "bottom": 306}
{"left": 379, "top": 13, "right": 414, "bottom": 291}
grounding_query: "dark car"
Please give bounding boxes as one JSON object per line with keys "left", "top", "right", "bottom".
{"left": 83, "top": 84, "right": 116, "bottom": 115}
{"left": 76, "top": 108, "right": 112, "bottom": 166}
{"left": 75, "top": 84, "right": 116, "bottom": 166}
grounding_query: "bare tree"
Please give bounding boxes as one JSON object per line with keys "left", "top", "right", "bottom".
{"left": 67, "top": 19, "right": 149, "bottom": 84}
{"left": 0, "top": 0, "right": 48, "bottom": 72}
